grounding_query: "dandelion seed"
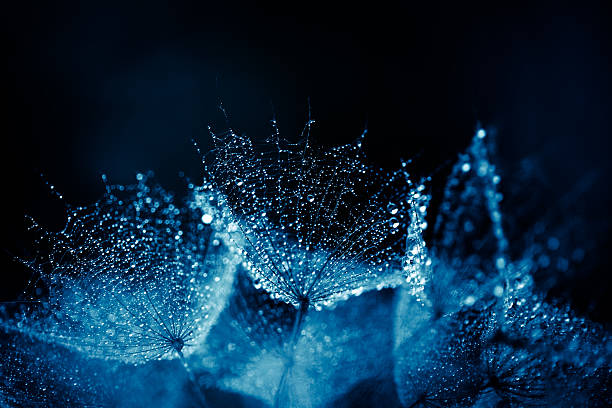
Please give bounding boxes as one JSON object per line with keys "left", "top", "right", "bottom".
{"left": 206, "top": 121, "right": 427, "bottom": 407}
{"left": 3, "top": 175, "right": 240, "bottom": 407}
{"left": 207, "top": 126, "right": 425, "bottom": 309}
{"left": 15, "top": 177, "right": 236, "bottom": 365}
{"left": 427, "top": 128, "right": 509, "bottom": 314}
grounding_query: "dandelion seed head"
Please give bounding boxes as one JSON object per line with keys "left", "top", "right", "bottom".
{"left": 207, "top": 127, "right": 427, "bottom": 308}
{"left": 9, "top": 174, "right": 239, "bottom": 365}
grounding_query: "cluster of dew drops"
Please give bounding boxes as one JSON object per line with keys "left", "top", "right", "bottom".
{"left": 0, "top": 122, "right": 609, "bottom": 408}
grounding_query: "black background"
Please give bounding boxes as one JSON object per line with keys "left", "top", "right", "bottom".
{"left": 3, "top": 1, "right": 612, "bottom": 322}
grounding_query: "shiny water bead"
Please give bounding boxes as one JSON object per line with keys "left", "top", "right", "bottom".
{"left": 201, "top": 213, "right": 213, "bottom": 224}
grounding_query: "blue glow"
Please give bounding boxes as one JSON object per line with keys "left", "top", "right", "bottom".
{"left": 0, "top": 121, "right": 609, "bottom": 408}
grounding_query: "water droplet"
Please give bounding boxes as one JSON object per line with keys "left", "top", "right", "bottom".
{"left": 389, "top": 217, "right": 400, "bottom": 229}
{"left": 387, "top": 203, "right": 399, "bottom": 215}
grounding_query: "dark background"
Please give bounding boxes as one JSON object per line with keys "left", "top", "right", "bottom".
{"left": 3, "top": 1, "right": 611, "bottom": 322}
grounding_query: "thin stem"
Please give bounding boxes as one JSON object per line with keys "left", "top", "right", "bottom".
{"left": 176, "top": 349, "right": 209, "bottom": 408}
{"left": 273, "top": 299, "right": 309, "bottom": 408}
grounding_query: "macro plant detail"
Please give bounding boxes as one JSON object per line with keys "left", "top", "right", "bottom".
{"left": 393, "top": 129, "right": 610, "bottom": 408}
{"left": 1, "top": 174, "right": 239, "bottom": 407}
{"left": 428, "top": 128, "right": 509, "bottom": 315}
{"left": 206, "top": 124, "right": 426, "bottom": 309}
{"left": 200, "top": 268, "right": 396, "bottom": 408}
{"left": 6, "top": 0, "right": 612, "bottom": 406}
{"left": 0, "top": 120, "right": 609, "bottom": 408}
{"left": 205, "top": 122, "right": 430, "bottom": 407}
{"left": 14, "top": 175, "right": 236, "bottom": 362}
